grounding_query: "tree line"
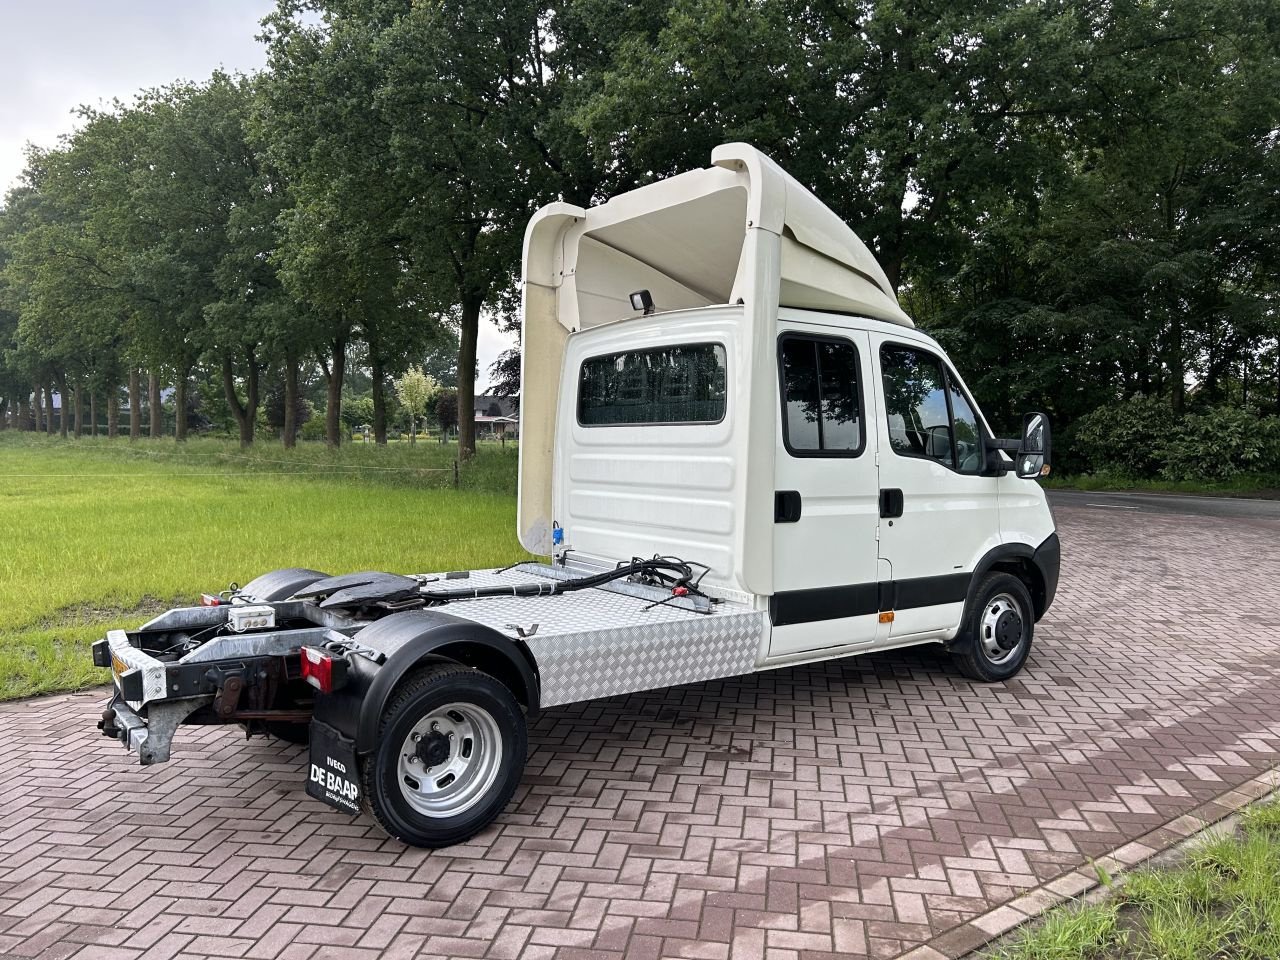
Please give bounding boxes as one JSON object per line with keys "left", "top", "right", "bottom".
{"left": 1, "top": 0, "right": 1277, "bottom": 468}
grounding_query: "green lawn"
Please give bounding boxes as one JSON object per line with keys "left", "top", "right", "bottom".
{"left": 0, "top": 433, "right": 529, "bottom": 700}
{"left": 1043, "top": 472, "right": 1280, "bottom": 499}
{"left": 989, "top": 797, "right": 1280, "bottom": 960}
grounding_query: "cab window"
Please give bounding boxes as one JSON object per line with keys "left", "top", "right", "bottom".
{"left": 948, "top": 381, "right": 983, "bottom": 474}
{"left": 578, "top": 343, "right": 727, "bottom": 425}
{"left": 881, "top": 344, "right": 984, "bottom": 474}
{"left": 779, "top": 335, "right": 863, "bottom": 456}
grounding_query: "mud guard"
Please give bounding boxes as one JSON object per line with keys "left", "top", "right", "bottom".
{"left": 311, "top": 610, "right": 541, "bottom": 754}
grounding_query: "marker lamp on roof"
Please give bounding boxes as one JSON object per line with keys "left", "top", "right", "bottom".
{"left": 629, "top": 289, "right": 655, "bottom": 315}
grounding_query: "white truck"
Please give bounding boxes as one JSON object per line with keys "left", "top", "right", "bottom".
{"left": 94, "top": 144, "right": 1059, "bottom": 848}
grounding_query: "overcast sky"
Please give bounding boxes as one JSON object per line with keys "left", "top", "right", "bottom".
{"left": 0, "top": 0, "right": 515, "bottom": 387}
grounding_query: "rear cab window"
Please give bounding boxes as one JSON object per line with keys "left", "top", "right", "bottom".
{"left": 577, "top": 342, "right": 727, "bottom": 426}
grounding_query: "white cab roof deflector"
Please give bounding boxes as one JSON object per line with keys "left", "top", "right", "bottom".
{"left": 518, "top": 143, "right": 913, "bottom": 558}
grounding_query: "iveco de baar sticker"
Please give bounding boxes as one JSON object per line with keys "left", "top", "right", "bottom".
{"left": 307, "top": 755, "right": 360, "bottom": 813}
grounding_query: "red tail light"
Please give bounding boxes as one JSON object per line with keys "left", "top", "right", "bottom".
{"left": 200, "top": 594, "right": 221, "bottom": 606}
{"left": 301, "top": 646, "right": 347, "bottom": 693}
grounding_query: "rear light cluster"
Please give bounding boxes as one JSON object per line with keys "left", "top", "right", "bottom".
{"left": 301, "top": 646, "right": 349, "bottom": 693}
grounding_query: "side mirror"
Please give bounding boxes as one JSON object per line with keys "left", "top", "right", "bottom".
{"left": 1015, "top": 412, "right": 1051, "bottom": 479}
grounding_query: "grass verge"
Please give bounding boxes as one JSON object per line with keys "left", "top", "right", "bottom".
{"left": 1043, "top": 472, "right": 1280, "bottom": 499}
{"left": 989, "top": 796, "right": 1280, "bottom": 960}
{"left": 0, "top": 433, "right": 529, "bottom": 700}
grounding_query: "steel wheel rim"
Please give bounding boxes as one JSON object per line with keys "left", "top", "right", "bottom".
{"left": 397, "top": 702, "right": 503, "bottom": 818}
{"left": 979, "top": 593, "right": 1025, "bottom": 665}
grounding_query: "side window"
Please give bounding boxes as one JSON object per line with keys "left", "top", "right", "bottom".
{"left": 880, "top": 345, "right": 954, "bottom": 467}
{"left": 578, "top": 343, "right": 727, "bottom": 425}
{"left": 779, "top": 335, "right": 863, "bottom": 455}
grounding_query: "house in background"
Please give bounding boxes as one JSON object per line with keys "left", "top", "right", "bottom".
{"left": 474, "top": 393, "right": 518, "bottom": 439}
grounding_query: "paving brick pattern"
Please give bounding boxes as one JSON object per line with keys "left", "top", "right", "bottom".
{"left": 3, "top": 503, "right": 1279, "bottom": 960}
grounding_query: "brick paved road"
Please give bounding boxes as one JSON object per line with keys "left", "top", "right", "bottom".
{"left": 3, "top": 502, "right": 1279, "bottom": 960}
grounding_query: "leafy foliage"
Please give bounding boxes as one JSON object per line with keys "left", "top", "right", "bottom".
{"left": 394, "top": 366, "right": 437, "bottom": 443}
{"left": 1071, "top": 396, "right": 1280, "bottom": 482}
{"left": 0, "top": 0, "right": 1277, "bottom": 470}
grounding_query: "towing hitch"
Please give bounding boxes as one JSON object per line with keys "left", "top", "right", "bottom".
{"left": 99, "top": 695, "right": 214, "bottom": 765}
{"left": 98, "top": 697, "right": 148, "bottom": 754}
{"left": 98, "top": 705, "right": 120, "bottom": 740}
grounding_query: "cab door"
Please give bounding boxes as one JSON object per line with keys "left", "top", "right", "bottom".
{"left": 768, "top": 323, "right": 883, "bottom": 657}
{"left": 869, "top": 336, "right": 1002, "bottom": 639}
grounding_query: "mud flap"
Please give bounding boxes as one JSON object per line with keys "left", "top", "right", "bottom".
{"left": 306, "top": 720, "right": 361, "bottom": 815}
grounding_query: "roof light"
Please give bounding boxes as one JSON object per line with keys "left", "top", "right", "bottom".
{"left": 629, "top": 289, "right": 655, "bottom": 315}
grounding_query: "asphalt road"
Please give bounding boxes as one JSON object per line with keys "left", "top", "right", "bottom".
{"left": 1048, "top": 488, "right": 1280, "bottom": 519}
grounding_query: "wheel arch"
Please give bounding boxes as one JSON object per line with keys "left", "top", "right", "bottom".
{"left": 965, "top": 543, "right": 1051, "bottom": 623}
{"left": 345, "top": 611, "right": 541, "bottom": 754}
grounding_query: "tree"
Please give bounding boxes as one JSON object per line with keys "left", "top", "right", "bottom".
{"left": 258, "top": 4, "right": 451, "bottom": 447}
{"left": 261, "top": 0, "right": 576, "bottom": 459}
{"left": 5, "top": 142, "right": 130, "bottom": 440}
{"left": 916, "top": 0, "right": 1280, "bottom": 433}
{"left": 2, "top": 0, "right": 1276, "bottom": 461}
{"left": 394, "top": 366, "right": 436, "bottom": 444}
{"left": 487, "top": 349, "right": 521, "bottom": 409}
{"left": 434, "top": 388, "right": 459, "bottom": 440}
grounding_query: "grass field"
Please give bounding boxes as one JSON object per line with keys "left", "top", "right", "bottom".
{"left": 0, "top": 433, "right": 529, "bottom": 700}
{"left": 1043, "top": 472, "right": 1280, "bottom": 499}
{"left": 990, "top": 797, "right": 1280, "bottom": 960}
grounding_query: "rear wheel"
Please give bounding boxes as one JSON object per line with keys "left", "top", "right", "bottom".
{"left": 360, "top": 663, "right": 526, "bottom": 848}
{"left": 951, "top": 572, "right": 1034, "bottom": 682}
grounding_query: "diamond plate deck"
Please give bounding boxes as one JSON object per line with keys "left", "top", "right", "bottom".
{"left": 416, "top": 564, "right": 767, "bottom": 707}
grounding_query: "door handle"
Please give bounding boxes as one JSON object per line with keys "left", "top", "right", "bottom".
{"left": 879, "top": 488, "right": 903, "bottom": 518}
{"left": 775, "top": 490, "right": 802, "bottom": 523}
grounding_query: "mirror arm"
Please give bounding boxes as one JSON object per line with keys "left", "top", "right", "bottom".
{"left": 981, "top": 436, "right": 1016, "bottom": 476}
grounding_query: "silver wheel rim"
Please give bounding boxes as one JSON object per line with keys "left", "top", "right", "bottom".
{"left": 979, "top": 593, "right": 1025, "bottom": 665}
{"left": 397, "top": 702, "right": 503, "bottom": 818}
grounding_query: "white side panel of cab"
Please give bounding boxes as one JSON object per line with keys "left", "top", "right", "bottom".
{"left": 554, "top": 308, "right": 750, "bottom": 589}
{"left": 998, "top": 472, "right": 1057, "bottom": 551}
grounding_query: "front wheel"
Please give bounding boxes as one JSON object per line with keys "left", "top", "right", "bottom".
{"left": 360, "top": 663, "right": 526, "bottom": 848}
{"left": 951, "top": 572, "right": 1035, "bottom": 682}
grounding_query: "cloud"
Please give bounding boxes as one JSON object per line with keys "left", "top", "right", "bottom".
{"left": 0, "top": 0, "right": 274, "bottom": 195}
{"left": 476, "top": 314, "right": 520, "bottom": 391}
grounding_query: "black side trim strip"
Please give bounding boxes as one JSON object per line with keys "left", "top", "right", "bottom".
{"left": 770, "top": 572, "right": 972, "bottom": 626}
{"left": 770, "top": 583, "right": 878, "bottom": 626}
{"left": 894, "top": 572, "right": 970, "bottom": 609}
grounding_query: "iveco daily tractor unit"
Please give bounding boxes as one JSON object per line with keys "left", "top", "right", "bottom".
{"left": 93, "top": 144, "right": 1059, "bottom": 848}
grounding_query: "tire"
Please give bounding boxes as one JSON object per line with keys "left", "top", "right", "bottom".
{"left": 360, "top": 663, "right": 526, "bottom": 848}
{"left": 239, "top": 567, "right": 330, "bottom": 603}
{"left": 951, "top": 572, "right": 1035, "bottom": 682}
